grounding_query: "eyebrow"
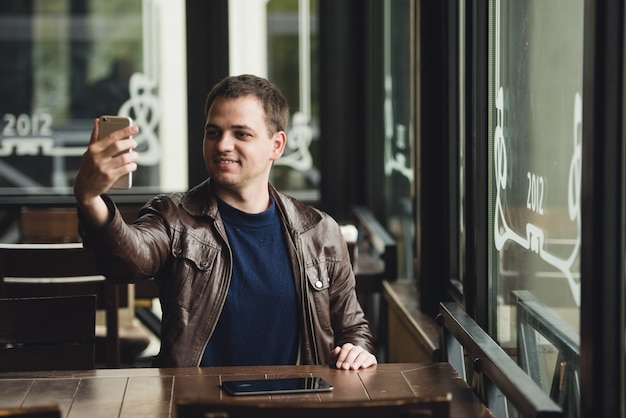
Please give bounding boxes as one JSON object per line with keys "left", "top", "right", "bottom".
{"left": 205, "top": 123, "right": 254, "bottom": 131}
{"left": 230, "top": 124, "right": 253, "bottom": 131}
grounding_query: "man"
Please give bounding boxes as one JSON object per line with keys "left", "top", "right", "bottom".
{"left": 73, "top": 74, "right": 377, "bottom": 369}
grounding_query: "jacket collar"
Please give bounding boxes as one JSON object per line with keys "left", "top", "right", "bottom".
{"left": 180, "top": 178, "right": 323, "bottom": 234}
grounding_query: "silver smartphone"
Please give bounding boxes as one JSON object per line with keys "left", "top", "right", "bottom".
{"left": 220, "top": 377, "right": 333, "bottom": 396}
{"left": 98, "top": 115, "right": 134, "bottom": 189}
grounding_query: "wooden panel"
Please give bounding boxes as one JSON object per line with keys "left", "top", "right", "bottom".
{"left": 0, "top": 379, "right": 33, "bottom": 408}
{"left": 23, "top": 379, "right": 81, "bottom": 417}
{"left": 387, "top": 306, "right": 433, "bottom": 363}
{"left": 176, "top": 397, "right": 451, "bottom": 418}
{"left": 69, "top": 377, "right": 128, "bottom": 418}
{"left": 119, "top": 376, "right": 173, "bottom": 417}
{"left": 383, "top": 280, "right": 441, "bottom": 363}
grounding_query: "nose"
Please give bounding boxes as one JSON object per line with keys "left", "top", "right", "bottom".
{"left": 214, "top": 132, "right": 235, "bottom": 152}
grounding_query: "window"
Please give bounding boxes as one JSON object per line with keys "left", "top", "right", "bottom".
{"left": 0, "top": 0, "right": 187, "bottom": 198}
{"left": 382, "top": 0, "right": 413, "bottom": 279}
{"left": 228, "top": 0, "right": 319, "bottom": 201}
{"left": 489, "top": 0, "right": 583, "bottom": 412}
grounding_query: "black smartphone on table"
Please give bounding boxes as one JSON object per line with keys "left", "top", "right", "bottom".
{"left": 220, "top": 377, "right": 333, "bottom": 396}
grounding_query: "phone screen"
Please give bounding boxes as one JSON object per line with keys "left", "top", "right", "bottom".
{"left": 220, "top": 377, "right": 333, "bottom": 396}
{"left": 98, "top": 115, "right": 133, "bottom": 189}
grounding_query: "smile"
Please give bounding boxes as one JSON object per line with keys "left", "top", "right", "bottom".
{"left": 215, "top": 159, "right": 237, "bottom": 164}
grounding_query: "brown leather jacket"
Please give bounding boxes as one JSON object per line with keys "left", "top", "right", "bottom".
{"left": 80, "top": 180, "right": 374, "bottom": 367}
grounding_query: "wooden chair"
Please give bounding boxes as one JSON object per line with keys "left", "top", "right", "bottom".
{"left": 0, "top": 243, "right": 122, "bottom": 368}
{"left": 19, "top": 206, "right": 160, "bottom": 343}
{"left": 176, "top": 396, "right": 451, "bottom": 418}
{"left": 0, "top": 295, "right": 96, "bottom": 371}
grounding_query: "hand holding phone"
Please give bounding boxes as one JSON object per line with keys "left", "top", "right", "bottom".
{"left": 98, "top": 115, "right": 134, "bottom": 189}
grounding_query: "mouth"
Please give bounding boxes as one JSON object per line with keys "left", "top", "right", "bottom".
{"left": 212, "top": 157, "right": 239, "bottom": 168}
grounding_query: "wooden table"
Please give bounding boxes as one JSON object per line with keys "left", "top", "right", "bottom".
{"left": 0, "top": 363, "right": 492, "bottom": 418}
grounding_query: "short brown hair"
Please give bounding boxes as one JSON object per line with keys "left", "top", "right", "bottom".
{"left": 204, "top": 74, "right": 290, "bottom": 135}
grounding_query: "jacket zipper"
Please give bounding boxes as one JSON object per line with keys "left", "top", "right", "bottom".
{"left": 297, "top": 233, "right": 320, "bottom": 364}
{"left": 195, "top": 219, "right": 233, "bottom": 367}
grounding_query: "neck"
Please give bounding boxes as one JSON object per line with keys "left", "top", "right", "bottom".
{"left": 215, "top": 185, "right": 271, "bottom": 214}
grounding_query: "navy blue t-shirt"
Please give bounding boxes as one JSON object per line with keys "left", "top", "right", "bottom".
{"left": 200, "top": 197, "right": 299, "bottom": 366}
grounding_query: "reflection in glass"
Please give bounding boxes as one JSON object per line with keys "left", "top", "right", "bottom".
{"left": 267, "top": 0, "right": 320, "bottom": 200}
{"left": 0, "top": 0, "right": 187, "bottom": 195}
{"left": 383, "top": 0, "right": 413, "bottom": 279}
{"left": 489, "top": 0, "right": 583, "bottom": 413}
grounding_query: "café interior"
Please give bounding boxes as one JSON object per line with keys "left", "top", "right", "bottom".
{"left": 0, "top": 1, "right": 625, "bottom": 417}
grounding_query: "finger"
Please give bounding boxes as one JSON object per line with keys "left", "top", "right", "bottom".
{"left": 89, "top": 118, "right": 99, "bottom": 145}
{"left": 109, "top": 138, "right": 139, "bottom": 158}
{"left": 115, "top": 150, "right": 139, "bottom": 170}
{"left": 352, "top": 352, "right": 377, "bottom": 369}
{"left": 336, "top": 344, "right": 377, "bottom": 370}
{"left": 334, "top": 343, "right": 353, "bottom": 364}
{"left": 97, "top": 123, "right": 139, "bottom": 146}
{"left": 343, "top": 349, "right": 363, "bottom": 370}
{"left": 335, "top": 343, "right": 358, "bottom": 369}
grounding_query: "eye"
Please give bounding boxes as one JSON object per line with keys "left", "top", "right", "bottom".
{"left": 205, "top": 128, "right": 221, "bottom": 139}
{"left": 235, "top": 131, "right": 252, "bottom": 139}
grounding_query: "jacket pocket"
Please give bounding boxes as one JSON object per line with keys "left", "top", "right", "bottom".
{"left": 306, "top": 258, "right": 332, "bottom": 331}
{"left": 170, "top": 233, "right": 219, "bottom": 310}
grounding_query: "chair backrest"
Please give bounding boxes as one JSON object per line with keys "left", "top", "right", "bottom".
{"left": 0, "top": 243, "right": 121, "bottom": 368}
{"left": 19, "top": 206, "right": 140, "bottom": 244}
{"left": 19, "top": 207, "right": 82, "bottom": 244}
{"left": 0, "top": 295, "right": 96, "bottom": 371}
{"left": 19, "top": 207, "right": 157, "bottom": 362}
{"left": 352, "top": 205, "right": 398, "bottom": 287}
{"left": 176, "top": 396, "right": 450, "bottom": 418}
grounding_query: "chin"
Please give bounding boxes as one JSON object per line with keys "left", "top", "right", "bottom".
{"left": 210, "top": 174, "right": 239, "bottom": 187}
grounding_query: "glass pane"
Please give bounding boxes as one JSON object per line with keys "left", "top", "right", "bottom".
{"left": 268, "top": 0, "right": 320, "bottom": 201}
{"left": 0, "top": 0, "right": 187, "bottom": 196}
{"left": 489, "top": 0, "right": 583, "bottom": 409}
{"left": 229, "top": 0, "right": 320, "bottom": 201}
{"left": 383, "top": 0, "right": 413, "bottom": 279}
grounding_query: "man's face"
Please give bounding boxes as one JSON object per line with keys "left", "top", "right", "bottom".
{"left": 203, "top": 95, "right": 286, "bottom": 195}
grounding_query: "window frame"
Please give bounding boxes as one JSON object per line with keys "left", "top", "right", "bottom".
{"left": 579, "top": 0, "right": 626, "bottom": 416}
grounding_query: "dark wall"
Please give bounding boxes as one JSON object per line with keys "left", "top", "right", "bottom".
{"left": 318, "top": 0, "right": 377, "bottom": 220}
{"left": 186, "top": 0, "right": 230, "bottom": 188}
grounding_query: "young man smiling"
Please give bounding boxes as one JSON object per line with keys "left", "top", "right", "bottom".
{"left": 73, "top": 74, "right": 377, "bottom": 369}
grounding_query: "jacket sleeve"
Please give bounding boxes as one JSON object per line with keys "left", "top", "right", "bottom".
{"left": 328, "top": 235, "right": 376, "bottom": 354}
{"left": 78, "top": 194, "right": 173, "bottom": 284}
{"left": 305, "top": 213, "right": 374, "bottom": 354}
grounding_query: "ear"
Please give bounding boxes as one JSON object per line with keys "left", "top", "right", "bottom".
{"left": 270, "top": 131, "right": 287, "bottom": 161}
